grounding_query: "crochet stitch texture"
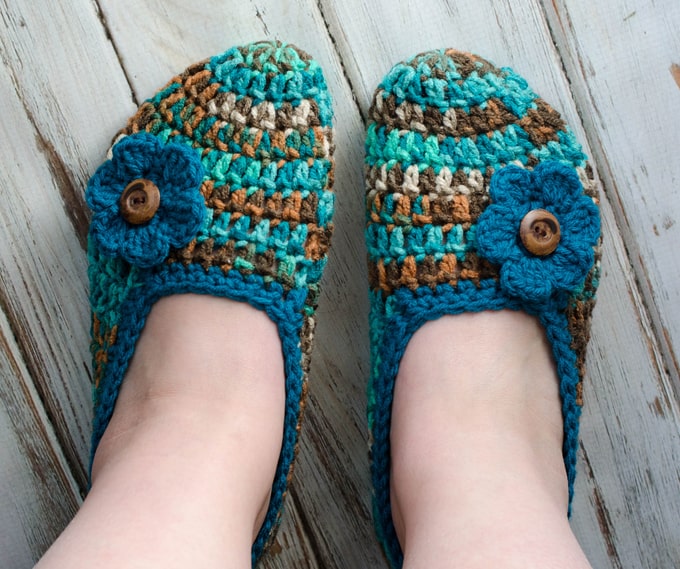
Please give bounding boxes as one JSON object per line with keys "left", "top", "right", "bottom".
{"left": 87, "top": 41, "right": 334, "bottom": 565}
{"left": 365, "top": 49, "right": 601, "bottom": 569}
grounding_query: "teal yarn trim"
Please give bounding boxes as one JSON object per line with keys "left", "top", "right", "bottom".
{"left": 90, "top": 263, "right": 309, "bottom": 565}
{"left": 367, "top": 281, "right": 582, "bottom": 569}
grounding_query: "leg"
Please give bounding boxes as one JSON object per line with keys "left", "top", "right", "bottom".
{"left": 390, "top": 310, "right": 592, "bottom": 569}
{"left": 37, "top": 295, "right": 284, "bottom": 569}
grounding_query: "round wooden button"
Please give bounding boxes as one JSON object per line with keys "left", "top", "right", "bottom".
{"left": 119, "top": 179, "right": 160, "bottom": 225}
{"left": 519, "top": 209, "right": 561, "bottom": 256}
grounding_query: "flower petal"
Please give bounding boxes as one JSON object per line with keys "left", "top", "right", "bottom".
{"left": 475, "top": 204, "right": 522, "bottom": 264}
{"left": 550, "top": 236, "right": 595, "bottom": 291}
{"left": 159, "top": 143, "right": 205, "bottom": 190}
{"left": 86, "top": 162, "right": 122, "bottom": 211}
{"left": 112, "top": 133, "right": 161, "bottom": 180}
{"left": 488, "top": 165, "right": 533, "bottom": 207}
{"left": 119, "top": 224, "right": 169, "bottom": 268}
{"left": 501, "top": 255, "right": 554, "bottom": 302}
{"left": 89, "top": 210, "right": 127, "bottom": 258}
{"left": 559, "top": 195, "right": 601, "bottom": 246}
{"left": 533, "top": 161, "right": 584, "bottom": 214}
{"left": 161, "top": 203, "right": 205, "bottom": 248}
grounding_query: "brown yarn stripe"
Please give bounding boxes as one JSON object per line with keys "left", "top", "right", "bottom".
{"left": 91, "top": 315, "right": 117, "bottom": 390}
{"left": 169, "top": 225, "right": 333, "bottom": 274}
{"left": 368, "top": 253, "right": 498, "bottom": 295}
{"left": 369, "top": 94, "right": 566, "bottom": 148}
{"left": 367, "top": 190, "right": 474, "bottom": 227}
{"left": 239, "top": 43, "right": 314, "bottom": 69}
{"left": 404, "top": 50, "right": 498, "bottom": 81}
{"left": 444, "top": 50, "right": 499, "bottom": 79}
{"left": 203, "top": 182, "right": 323, "bottom": 226}
{"left": 566, "top": 239, "right": 602, "bottom": 398}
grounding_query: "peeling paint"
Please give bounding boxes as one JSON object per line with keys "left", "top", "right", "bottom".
{"left": 671, "top": 63, "right": 680, "bottom": 90}
{"left": 33, "top": 133, "right": 89, "bottom": 251}
{"left": 650, "top": 396, "right": 666, "bottom": 417}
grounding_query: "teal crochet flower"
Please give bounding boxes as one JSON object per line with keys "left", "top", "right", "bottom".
{"left": 86, "top": 133, "right": 206, "bottom": 268}
{"left": 476, "top": 161, "right": 600, "bottom": 303}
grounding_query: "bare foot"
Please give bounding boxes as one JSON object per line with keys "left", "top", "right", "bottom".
{"left": 38, "top": 295, "right": 284, "bottom": 569}
{"left": 390, "top": 310, "right": 592, "bottom": 569}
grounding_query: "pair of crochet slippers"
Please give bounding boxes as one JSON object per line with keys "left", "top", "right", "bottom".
{"left": 86, "top": 41, "right": 601, "bottom": 566}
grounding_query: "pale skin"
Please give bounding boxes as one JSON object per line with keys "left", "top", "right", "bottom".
{"left": 36, "top": 295, "right": 593, "bottom": 569}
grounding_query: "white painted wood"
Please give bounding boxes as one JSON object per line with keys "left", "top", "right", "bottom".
{"left": 541, "top": 0, "right": 680, "bottom": 386}
{"left": 0, "top": 307, "right": 81, "bottom": 567}
{"left": 0, "top": 0, "right": 139, "bottom": 483}
{"left": 0, "top": 56, "right": 91, "bottom": 488}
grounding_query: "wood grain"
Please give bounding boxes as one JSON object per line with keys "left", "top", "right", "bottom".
{"left": 0, "top": 306, "right": 80, "bottom": 567}
{"left": 0, "top": 0, "right": 140, "bottom": 487}
{"left": 541, "top": 0, "right": 680, "bottom": 388}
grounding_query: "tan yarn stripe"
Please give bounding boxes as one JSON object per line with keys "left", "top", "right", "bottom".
{"left": 366, "top": 162, "right": 596, "bottom": 204}
{"left": 368, "top": 253, "right": 498, "bottom": 295}
{"left": 365, "top": 163, "right": 492, "bottom": 223}
{"left": 169, "top": 226, "right": 333, "bottom": 273}
{"left": 126, "top": 100, "right": 332, "bottom": 160}
{"left": 206, "top": 93, "right": 325, "bottom": 132}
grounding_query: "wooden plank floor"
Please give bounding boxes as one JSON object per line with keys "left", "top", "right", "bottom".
{"left": 1, "top": 0, "right": 679, "bottom": 567}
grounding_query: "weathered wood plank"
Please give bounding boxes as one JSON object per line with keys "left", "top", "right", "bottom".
{"left": 318, "top": 0, "right": 680, "bottom": 567}
{"left": 539, "top": 5, "right": 680, "bottom": 563}
{"left": 0, "top": 59, "right": 89, "bottom": 492}
{"left": 0, "top": 0, "right": 139, "bottom": 487}
{"left": 96, "top": 1, "right": 378, "bottom": 566}
{"left": 0, "top": 306, "right": 81, "bottom": 567}
{"left": 571, "top": 194, "right": 680, "bottom": 568}
{"left": 541, "top": 0, "right": 680, "bottom": 389}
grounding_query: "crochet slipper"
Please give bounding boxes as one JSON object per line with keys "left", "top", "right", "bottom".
{"left": 86, "top": 41, "right": 334, "bottom": 564}
{"left": 365, "top": 49, "right": 601, "bottom": 568}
